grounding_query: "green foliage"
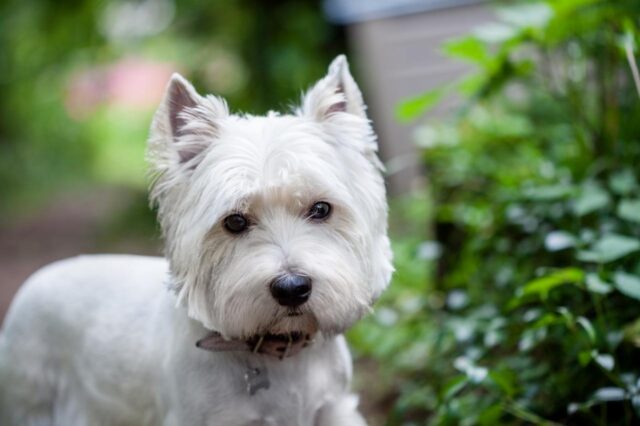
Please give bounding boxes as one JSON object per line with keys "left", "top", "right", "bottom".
{"left": 352, "top": 0, "right": 640, "bottom": 424}
{"left": 0, "top": 0, "right": 343, "bottom": 213}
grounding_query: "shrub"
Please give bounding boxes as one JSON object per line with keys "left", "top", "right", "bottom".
{"left": 351, "top": 0, "right": 640, "bottom": 424}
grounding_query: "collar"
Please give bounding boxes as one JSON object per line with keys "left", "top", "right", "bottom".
{"left": 196, "top": 331, "right": 314, "bottom": 359}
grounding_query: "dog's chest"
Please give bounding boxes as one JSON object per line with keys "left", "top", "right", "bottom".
{"left": 191, "top": 348, "right": 347, "bottom": 426}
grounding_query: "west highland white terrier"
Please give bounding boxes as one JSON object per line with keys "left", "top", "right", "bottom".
{"left": 0, "top": 55, "right": 393, "bottom": 426}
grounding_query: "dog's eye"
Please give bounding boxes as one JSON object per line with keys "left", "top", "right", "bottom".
{"left": 308, "top": 202, "right": 331, "bottom": 221}
{"left": 223, "top": 214, "right": 249, "bottom": 234}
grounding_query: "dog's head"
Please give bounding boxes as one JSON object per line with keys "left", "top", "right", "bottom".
{"left": 148, "top": 55, "right": 393, "bottom": 340}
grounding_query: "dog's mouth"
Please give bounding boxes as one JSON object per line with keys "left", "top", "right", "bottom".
{"left": 196, "top": 331, "right": 314, "bottom": 359}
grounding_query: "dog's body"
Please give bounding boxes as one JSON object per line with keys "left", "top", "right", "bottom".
{"left": 0, "top": 56, "right": 392, "bottom": 425}
{"left": 0, "top": 255, "right": 358, "bottom": 425}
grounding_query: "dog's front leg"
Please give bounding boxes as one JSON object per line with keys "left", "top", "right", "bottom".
{"left": 314, "top": 394, "right": 367, "bottom": 426}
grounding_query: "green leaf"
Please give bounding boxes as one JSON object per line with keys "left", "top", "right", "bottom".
{"left": 443, "top": 36, "right": 490, "bottom": 65}
{"left": 556, "top": 306, "right": 574, "bottom": 327}
{"left": 454, "top": 357, "right": 488, "bottom": 383}
{"left": 473, "top": 22, "right": 518, "bottom": 44}
{"left": 576, "top": 316, "right": 596, "bottom": 344}
{"left": 617, "top": 199, "right": 640, "bottom": 223}
{"left": 396, "top": 88, "right": 446, "bottom": 122}
{"left": 503, "top": 401, "right": 560, "bottom": 425}
{"left": 609, "top": 169, "right": 637, "bottom": 195}
{"left": 544, "top": 230, "right": 575, "bottom": 251}
{"left": 478, "top": 403, "right": 503, "bottom": 425}
{"left": 613, "top": 272, "right": 640, "bottom": 301}
{"left": 551, "top": 0, "right": 600, "bottom": 17}
{"left": 577, "top": 234, "right": 640, "bottom": 263}
{"left": 414, "top": 125, "right": 459, "bottom": 149}
{"left": 585, "top": 273, "right": 613, "bottom": 294}
{"left": 568, "top": 401, "right": 593, "bottom": 415}
{"left": 593, "top": 353, "right": 615, "bottom": 371}
{"left": 592, "top": 387, "right": 626, "bottom": 402}
{"left": 456, "top": 74, "right": 485, "bottom": 96}
{"left": 623, "top": 317, "right": 640, "bottom": 347}
{"left": 578, "top": 350, "right": 592, "bottom": 366}
{"left": 632, "top": 395, "right": 640, "bottom": 417}
{"left": 522, "top": 184, "right": 575, "bottom": 201}
{"left": 518, "top": 327, "right": 547, "bottom": 351}
{"left": 520, "top": 268, "right": 584, "bottom": 300}
{"left": 621, "top": 20, "right": 638, "bottom": 53}
{"left": 489, "top": 369, "right": 517, "bottom": 397}
{"left": 572, "top": 183, "right": 610, "bottom": 216}
{"left": 442, "top": 375, "right": 468, "bottom": 400}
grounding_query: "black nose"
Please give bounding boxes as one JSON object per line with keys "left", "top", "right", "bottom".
{"left": 270, "top": 275, "right": 312, "bottom": 307}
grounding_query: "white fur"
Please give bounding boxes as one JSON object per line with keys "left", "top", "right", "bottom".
{"left": 0, "top": 55, "right": 392, "bottom": 425}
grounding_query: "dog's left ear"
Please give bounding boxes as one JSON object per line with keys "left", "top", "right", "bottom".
{"left": 301, "top": 55, "right": 368, "bottom": 121}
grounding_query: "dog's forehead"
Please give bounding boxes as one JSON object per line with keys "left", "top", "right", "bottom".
{"left": 198, "top": 115, "right": 350, "bottom": 203}
{"left": 222, "top": 114, "right": 329, "bottom": 158}
{"left": 206, "top": 116, "right": 343, "bottom": 184}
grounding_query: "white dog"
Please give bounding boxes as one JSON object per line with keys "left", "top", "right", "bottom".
{"left": 0, "top": 55, "right": 393, "bottom": 426}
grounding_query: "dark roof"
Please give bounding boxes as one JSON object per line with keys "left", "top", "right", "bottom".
{"left": 323, "top": 0, "right": 485, "bottom": 24}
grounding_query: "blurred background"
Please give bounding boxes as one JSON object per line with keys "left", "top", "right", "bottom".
{"left": 1, "top": 0, "right": 640, "bottom": 424}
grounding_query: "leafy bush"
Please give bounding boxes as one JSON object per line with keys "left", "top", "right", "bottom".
{"left": 351, "top": 0, "right": 640, "bottom": 424}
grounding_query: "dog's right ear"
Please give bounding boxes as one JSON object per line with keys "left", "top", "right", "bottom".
{"left": 300, "top": 56, "right": 381, "bottom": 161}
{"left": 166, "top": 74, "right": 204, "bottom": 163}
{"left": 149, "top": 73, "right": 228, "bottom": 169}
{"left": 300, "top": 55, "right": 368, "bottom": 121}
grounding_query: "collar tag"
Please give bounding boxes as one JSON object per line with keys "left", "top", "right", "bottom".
{"left": 244, "top": 365, "right": 270, "bottom": 395}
